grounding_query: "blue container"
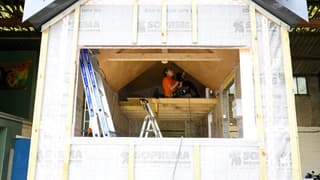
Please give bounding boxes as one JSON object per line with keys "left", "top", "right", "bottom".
{"left": 11, "top": 138, "right": 30, "bottom": 180}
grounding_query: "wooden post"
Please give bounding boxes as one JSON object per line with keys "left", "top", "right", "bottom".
{"left": 221, "top": 71, "right": 235, "bottom": 90}
{"left": 193, "top": 145, "right": 200, "bottom": 180}
{"left": 161, "top": 0, "right": 167, "bottom": 44}
{"left": 281, "top": 26, "right": 302, "bottom": 180}
{"left": 128, "top": 144, "right": 135, "bottom": 180}
{"left": 132, "top": 0, "right": 139, "bottom": 44}
{"left": 249, "top": 5, "right": 267, "bottom": 180}
{"left": 191, "top": 0, "right": 198, "bottom": 44}
{"left": 239, "top": 48, "right": 256, "bottom": 139}
{"left": 27, "top": 28, "right": 49, "bottom": 180}
{"left": 62, "top": 7, "right": 81, "bottom": 180}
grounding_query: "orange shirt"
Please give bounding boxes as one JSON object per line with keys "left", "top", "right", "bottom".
{"left": 162, "top": 77, "right": 176, "bottom": 97}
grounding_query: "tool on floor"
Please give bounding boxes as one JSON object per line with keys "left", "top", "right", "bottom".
{"left": 79, "top": 49, "right": 116, "bottom": 137}
{"left": 139, "top": 98, "right": 162, "bottom": 138}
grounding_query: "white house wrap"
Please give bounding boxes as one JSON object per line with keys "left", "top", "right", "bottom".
{"left": 26, "top": 0, "right": 301, "bottom": 180}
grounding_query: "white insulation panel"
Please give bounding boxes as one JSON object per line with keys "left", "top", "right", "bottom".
{"left": 68, "top": 138, "right": 259, "bottom": 180}
{"left": 34, "top": 1, "right": 298, "bottom": 179}
{"left": 77, "top": 0, "right": 251, "bottom": 46}
{"left": 256, "top": 12, "right": 293, "bottom": 179}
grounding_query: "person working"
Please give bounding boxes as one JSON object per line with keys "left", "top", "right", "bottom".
{"left": 162, "top": 67, "right": 181, "bottom": 97}
{"left": 176, "top": 72, "right": 200, "bottom": 97}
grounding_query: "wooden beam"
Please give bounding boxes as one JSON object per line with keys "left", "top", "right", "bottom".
{"left": 125, "top": 98, "right": 218, "bottom": 105}
{"left": 121, "top": 106, "right": 214, "bottom": 111}
{"left": 62, "top": 7, "right": 80, "bottom": 180}
{"left": 239, "top": 49, "right": 256, "bottom": 139}
{"left": 27, "top": 28, "right": 49, "bottom": 180}
{"left": 281, "top": 26, "right": 302, "bottom": 180}
{"left": 106, "top": 52, "right": 221, "bottom": 61}
{"left": 161, "top": 0, "right": 167, "bottom": 44}
{"left": 128, "top": 144, "right": 135, "bottom": 180}
{"left": 298, "top": 19, "right": 320, "bottom": 28}
{"left": 131, "top": 0, "right": 138, "bottom": 44}
{"left": 191, "top": 0, "right": 198, "bottom": 44}
{"left": 221, "top": 71, "right": 235, "bottom": 90}
{"left": 120, "top": 98, "right": 216, "bottom": 122}
{"left": 249, "top": 5, "right": 267, "bottom": 180}
{"left": 193, "top": 145, "right": 201, "bottom": 180}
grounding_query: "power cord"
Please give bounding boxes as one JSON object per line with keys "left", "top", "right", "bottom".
{"left": 171, "top": 136, "right": 184, "bottom": 180}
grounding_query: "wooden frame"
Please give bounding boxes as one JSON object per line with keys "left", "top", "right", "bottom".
{"left": 239, "top": 48, "right": 256, "bottom": 139}
{"left": 281, "top": 26, "right": 302, "bottom": 180}
{"left": 132, "top": 0, "right": 139, "bottom": 44}
{"left": 193, "top": 145, "right": 201, "bottom": 180}
{"left": 120, "top": 98, "right": 217, "bottom": 122}
{"left": 28, "top": 1, "right": 303, "bottom": 179}
{"left": 27, "top": 28, "right": 49, "bottom": 180}
{"left": 41, "top": 0, "right": 88, "bottom": 31}
{"left": 128, "top": 144, "right": 135, "bottom": 180}
{"left": 221, "top": 71, "right": 235, "bottom": 90}
{"left": 219, "top": 70, "right": 235, "bottom": 138}
{"left": 191, "top": 0, "right": 198, "bottom": 44}
{"left": 249, "top": 5, "right": 267, "bottom": 180}
{"left": 161, "top": 0, "right": 167, "bottom": 44}
{"left": 103, "top": 52, "right": 222, "bottom": 62}
{"left": 62, "top": 7, "right": 81, "bottom": 180}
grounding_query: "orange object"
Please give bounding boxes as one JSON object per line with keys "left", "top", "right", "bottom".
{"left": 162, "top": 77, "right": 177, "bottom": 97}
{"left": 87, "top": 128, "right": 92, "bottom": 135}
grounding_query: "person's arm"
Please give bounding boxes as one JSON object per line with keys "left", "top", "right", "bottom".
{"left": 168, "top": 81, "right": 180, "bottom": 90}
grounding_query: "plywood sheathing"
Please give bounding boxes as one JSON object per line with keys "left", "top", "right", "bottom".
{"left": 128, "top": 119, "right": 207, "bottom": 137}
{"left": 103, "top": 80, "right": 129, "bottom": 136}
{"left": 175, "top": 49, "right": 239, "bottom": 90}
{"left": 120, "top": 98, "right": 217, "bottom": 121}
{"left": 74, "top": 71, "right": 84, "bottom": 136}
{"left": 123, "top": 98, "right": 215, "bottom": 137}
{"left": 119, "top": 62, "right": 205, "bottom": 98}
{"left": 97, "top": 60, "right": 156, "bottom": 92}
{"left": 97, "top": 49, "right": 239, "bottom": 91}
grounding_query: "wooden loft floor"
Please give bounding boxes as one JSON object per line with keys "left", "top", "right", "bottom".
{"left": 120, "top": 98, "right": 217, "bottom": 122}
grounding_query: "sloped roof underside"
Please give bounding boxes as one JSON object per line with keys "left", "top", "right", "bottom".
{"left": 96, "top": 49, "right": 239, "bottom": 92}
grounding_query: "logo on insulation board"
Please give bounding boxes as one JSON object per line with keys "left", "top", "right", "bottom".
{"left": 121, "top": 151, "right": 191, "bottom": 167}
{"left": 229, "top": 151, "right": 259, "bottom": 167}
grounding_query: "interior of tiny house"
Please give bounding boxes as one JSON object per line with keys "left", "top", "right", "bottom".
{"left": 74, "top": 48, "right": 241, "bottom": 138}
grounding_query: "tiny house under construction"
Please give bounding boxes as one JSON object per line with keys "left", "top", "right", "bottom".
{"left": 26, "top": 0, "right": 304, "bottom": 179}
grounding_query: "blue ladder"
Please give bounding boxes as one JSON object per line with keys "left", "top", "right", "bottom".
{"left": 79, "top": 49, "right": 116, "bottom": 137}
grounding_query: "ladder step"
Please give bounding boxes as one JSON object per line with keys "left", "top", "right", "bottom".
{"left": 139, "top": 98, "right": 162, "bottom": 138}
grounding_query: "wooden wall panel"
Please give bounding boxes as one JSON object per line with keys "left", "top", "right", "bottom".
{"left": 97, "top": 53, "right": 156, "bottom": 91}
{"left": 97, "top": 49, "right": 239, "bottom": 91}
{"left": 175, "top": 55, "right": 238, "bottom": 90}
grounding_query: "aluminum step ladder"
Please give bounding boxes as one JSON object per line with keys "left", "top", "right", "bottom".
{"left": 139, "top": 99, "right": 162, "bottom": 138}
{"left": 79, "top": 49, "right": 116, "bottom": 137}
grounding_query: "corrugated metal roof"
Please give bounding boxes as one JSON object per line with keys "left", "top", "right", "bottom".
{"left": 0, "top": 1, "right": 35, "bottom": 32}
{"left": 290, "top": 1, "right": 320, "bottom": 75}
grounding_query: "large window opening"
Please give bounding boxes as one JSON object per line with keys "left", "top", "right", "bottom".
{"left": 74, "top": 48, "right": 243, "bottom": 138}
